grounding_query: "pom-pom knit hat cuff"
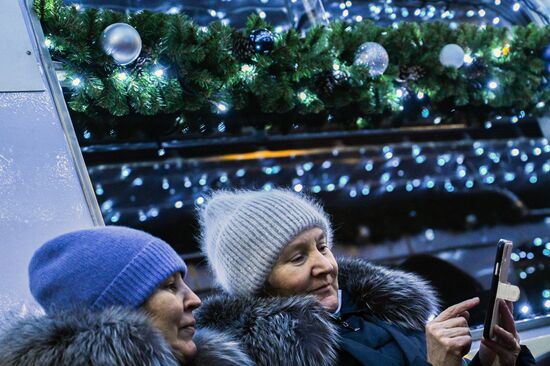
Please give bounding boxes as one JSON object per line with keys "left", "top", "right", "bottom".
{"left": 92, "top": 239, "right": 186, "bottom": 310}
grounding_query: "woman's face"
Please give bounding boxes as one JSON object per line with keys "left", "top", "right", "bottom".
{"left": 267, "top": 227, "right": 339, "bottom": 312}
{"left": 143, "top": 272, "right": 202, "bottom": 362}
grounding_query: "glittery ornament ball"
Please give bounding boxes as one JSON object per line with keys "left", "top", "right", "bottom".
{"left": 439, "top": 44, "right": 465, "bottom": 69}
{"left": 354, "top": 42, "right": 389, "bottom": 76}
{"left": 250, "top": 28, "right": 274, "bottom": 55}
{"left": 101, "top": 23, "right": 142, "bottom": 66}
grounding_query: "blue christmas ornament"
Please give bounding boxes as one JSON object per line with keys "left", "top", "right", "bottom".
{"left": 250, "top": 29, "right": 274, "bottom": 55}
{"left": 543, "top": 44, "right": 550, "bottom": 61}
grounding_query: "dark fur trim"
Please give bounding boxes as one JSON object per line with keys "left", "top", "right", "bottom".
{"left": 195, "top": 294, "right": 339, "bottom": 366}
{"left": 338, "top": 256, "right": 440, "bottom": 330}
{"left": 191, "top": 328, "right": 255, "bottom": 366}
{"left": 0, "top": 307, "right": 179, "bottom": 366}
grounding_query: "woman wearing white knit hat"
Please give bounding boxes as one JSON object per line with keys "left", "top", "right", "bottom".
{"left": 196, "top": 189, "right": 533, "bottom": 366}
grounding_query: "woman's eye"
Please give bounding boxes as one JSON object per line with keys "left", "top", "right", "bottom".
{"left": 318, "top": 243, "right": 328, "bottom": 252}
{"left": 290, "top": 255, "right": 305, "bottom": 264}
{"left": 164, "top": 282, "right": 178, "bottom": 292}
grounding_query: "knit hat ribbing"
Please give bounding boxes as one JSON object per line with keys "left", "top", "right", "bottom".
{"left": 29, "top": 226, "right": 186, "bottom": 313}
{"left": 198, "top": 189, "right": 332, "bottom": 296}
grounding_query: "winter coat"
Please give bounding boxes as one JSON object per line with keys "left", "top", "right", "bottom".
{"left": 196, "top": 256, "right": 439, "bottom": 366}
{"left": 197, "top": 256, "right": 536, "bottom": 366}
{"left": 0, "top": 307, "right": 254, "bottom": 366}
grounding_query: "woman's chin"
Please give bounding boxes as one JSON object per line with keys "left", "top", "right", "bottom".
{"left": 318, "top": 293, "right": 339, "bottom": 312}
{"left": 173, "top": 339, "right": 197, "bottom": 362}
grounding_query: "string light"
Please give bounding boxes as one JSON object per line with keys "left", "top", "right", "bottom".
{"left": 92, "top": 137, "right": 550, "bottom": 321}
{"left": 214, "top": 101, "right": 229, "bottom": 113}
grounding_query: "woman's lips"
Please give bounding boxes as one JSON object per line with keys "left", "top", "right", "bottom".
{"left": 310, "top": 283, "right": 332, "bottom": 295}
{"left": 179, "top": 325, "right": 196, "bottom": 337}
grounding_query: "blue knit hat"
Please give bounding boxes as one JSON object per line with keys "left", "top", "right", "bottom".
{"left": 29, "top": 226, "right": 186, "bottom": 313}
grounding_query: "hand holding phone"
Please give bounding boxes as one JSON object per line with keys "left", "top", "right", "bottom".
{"left": 483, "top": 239, "right": 520, "bottom": 340}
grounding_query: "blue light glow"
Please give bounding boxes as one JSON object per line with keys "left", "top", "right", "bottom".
{"left": 110, "top": 212, "right": 120, "bottom": 223}
{"left": 339, "top": 176, "right": 350, "bottom": 186}
{"left": 415, "top": 155, "right": 426, "bottom": 164}
{"left": 303, "top": 162, "right": 314, "bottom": 171}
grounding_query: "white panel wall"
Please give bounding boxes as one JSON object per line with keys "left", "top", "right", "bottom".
{"left": 0, "top": 0, "right": 102, "bottom": 317}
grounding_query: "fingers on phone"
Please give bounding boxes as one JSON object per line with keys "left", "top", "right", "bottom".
{"left": 493, "top": 325, "right": 520, "bottom": 349}
{"left": 434, "top": 297, "right": 479, "bottom": 321}
{"left": 498, "top": 300, "right": 517, "bottom": 333}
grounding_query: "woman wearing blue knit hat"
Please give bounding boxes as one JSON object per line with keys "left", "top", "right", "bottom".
{"left": 0, "top": 226, "right": 253, "bottom": 366}
{"left": 195, "top": 189, "right": 534, "bottom": 366}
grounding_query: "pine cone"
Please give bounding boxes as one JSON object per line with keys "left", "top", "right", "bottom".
{"left": 232, "top": 31, "right": 254, "bottom": 62}
{"left": 398, "top": 65, "right": 425, "bottom": 82}
{"left": 317, "top": 70, "right": 346, "bottom": 96}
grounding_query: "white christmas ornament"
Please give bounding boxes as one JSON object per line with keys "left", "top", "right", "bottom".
{"left": 439, "top": 44, "right": 465, "bottom": 69}
{"left": 101, "top": 23, "right": 142, "bottom": 66}
{"left": 354, "top": 42, "right": 389, "bottom": 76}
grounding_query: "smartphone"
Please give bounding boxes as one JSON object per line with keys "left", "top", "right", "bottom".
{"left": 483, "top": 239, "right": 513, "bottom": 339}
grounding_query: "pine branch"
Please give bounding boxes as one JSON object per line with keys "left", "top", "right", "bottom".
{"left": 37, "top": 1, "right": 550, "bottom": 141}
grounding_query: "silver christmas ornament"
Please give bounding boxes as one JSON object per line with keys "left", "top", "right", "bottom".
{"left": 439, "top": 44, "right": 465, "bottom": 69}
{"left": 354, "top": 42, "right": 389, "bottom": 76}
{"left": 101, "top": 23, "right": 142, "bottom": 66}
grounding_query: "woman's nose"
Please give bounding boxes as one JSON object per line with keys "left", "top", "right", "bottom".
{"left": 184, "top": 287, "right": 202, "bottom": 311}
{"left": 311, "top": 251, "right": 335, "bottom": 277}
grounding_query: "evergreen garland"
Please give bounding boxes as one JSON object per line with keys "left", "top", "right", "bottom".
{"left": 36, "top": 0, "right": 550, "bottom": 142}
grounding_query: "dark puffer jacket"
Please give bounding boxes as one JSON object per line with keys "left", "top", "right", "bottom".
{"left": 0, "top": 307, "right": 254, "bottom": 366}
{"left": 196, "top": 257, "right": 439, "bottom": 366}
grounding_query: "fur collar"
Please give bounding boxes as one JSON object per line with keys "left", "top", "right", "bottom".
{"left": 195, "top": 294, "right": 339, "bottom": 366}
{"left": 196, "top": 256, "right": 439, "bottom": 366}
{"left": 337, "top": 257, "right": 440, "bottom": 330}
{"left": 191, "top": 328, "right": 255, "bottom": 366}
{"left": 0, "top": 307, "right": 253, "bottom": 366}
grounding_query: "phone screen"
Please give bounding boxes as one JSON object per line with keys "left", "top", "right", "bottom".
{"left": 483, "top": 239, "right": 512, "bottom": 339}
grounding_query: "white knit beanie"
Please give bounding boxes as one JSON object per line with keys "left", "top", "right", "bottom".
{"left": 198, "top": 189, "right": 333, "bottom": 296}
